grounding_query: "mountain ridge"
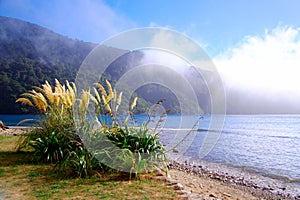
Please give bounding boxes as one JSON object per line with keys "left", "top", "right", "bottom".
{"left": 0, "top": 16, "right": 97, "bottom": 114}
{"left": 0, "top": 16, "right": 211, "bottom": 115}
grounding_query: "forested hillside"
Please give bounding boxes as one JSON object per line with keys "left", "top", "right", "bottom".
{"left": 0, "top": 16, "right": 211, "bottom": 114}
{"left": 0, "top": 16, "right": 97, "bottom": 113}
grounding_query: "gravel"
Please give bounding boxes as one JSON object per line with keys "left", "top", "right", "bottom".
{"left": 168, "top": 160, "right": 300, "bottom": 200}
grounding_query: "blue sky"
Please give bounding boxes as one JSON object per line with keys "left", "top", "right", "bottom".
{"left": 1, "top": 0, "right": 299, "bottom": 56}
{"left": 105, "top": 0, "right": 300, "bottom": 55}
{"left": 1, "top": 0, "right": 300, "bottom": 112}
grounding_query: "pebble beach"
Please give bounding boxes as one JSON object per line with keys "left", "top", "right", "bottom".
{"left": 167, "top": 160, "right": 299, "bottom": 199}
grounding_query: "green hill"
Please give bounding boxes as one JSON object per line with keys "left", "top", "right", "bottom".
{"left": 0, "top": 16, "right": 98, "bottom": 113}
{"left": 0, "top": 16, "right": 211, "bottom": 115}
{"left": 0, "top": 16, "right": 151, "bottom": 114}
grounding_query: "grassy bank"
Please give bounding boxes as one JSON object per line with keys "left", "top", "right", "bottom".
{"left": 0, "top": 136, "right": 179, "bottom": 200}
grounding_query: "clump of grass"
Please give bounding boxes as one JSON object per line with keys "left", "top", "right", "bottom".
{"left": 16, "top": 79, "right": 167, "bottom": 178}
{"left": 16, "top": 80, "right": 98, "bottom": 177}
{"left": 82, "top": 81, "right": 167, "bottom": 177}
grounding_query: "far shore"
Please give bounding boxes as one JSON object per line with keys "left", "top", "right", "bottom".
{"left": 1, "top": 128, "right": 299, "bottom": 200}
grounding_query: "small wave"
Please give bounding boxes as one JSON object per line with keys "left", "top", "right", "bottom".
{"left": 221, "top": 163, "right": 300, "bottom": 184}
{"left": 263, "top": 173, "right": 300, "bottom": 183}
{"left": 161, "top": 128, "right": 198, "bottom": 131}
{"left": 197, "top": 128, "right": 220, "bottom": 132}
{"left": 197, "top": 128, "right": 300, "bottom": 140}
{"left": 269, "top": 135, "right": 300, "bottom": 140}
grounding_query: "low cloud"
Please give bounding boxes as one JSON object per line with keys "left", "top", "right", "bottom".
{"left": 214, "top": 26, "right": 300, "bottom": 113}
{"left": 0, "top": 0, "right": 135, "bottom": 43}
{"left": 51, "top": 0, "right": 136, "bottom": 42}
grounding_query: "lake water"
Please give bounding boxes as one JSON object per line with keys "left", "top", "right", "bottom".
{"left": 158, "top": 114, "right": 300, "bottom": 197}
{"left": 0, "top": 114, "right": 41, "bottom": 126}
{"left": 1, "top": 114, "right": 299, "bottom": 195}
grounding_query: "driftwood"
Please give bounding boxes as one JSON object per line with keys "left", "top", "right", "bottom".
{"left": 0, "top": 120, "right": 9, "bottom": 130}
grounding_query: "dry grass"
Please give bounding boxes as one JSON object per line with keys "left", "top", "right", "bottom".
{"left": 0, "top": 136, "right": 179, "bottom": 200}
{"left": 0, "top": 136, "right": 18, "bottom": 151}
{"left": 16, "top": 79, "right": 76, "bottom": 114}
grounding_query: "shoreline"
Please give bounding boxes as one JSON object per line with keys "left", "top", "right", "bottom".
{"left": 168, "top": 160, "right": 300, "bottom": 199}
{"left": 0, "top": 126, "right": 33, "bottom": 136}
{"left": 1, "top": 128, "right": 299, "bottom": 199}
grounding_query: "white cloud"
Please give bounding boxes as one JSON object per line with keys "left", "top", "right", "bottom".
{"left": 52, "top": 0, "right": 137, "bottom": 42}
{"left": 148, "top": 22, "right": 158, "bottom": 27}
{"left": 148, "top": 29, "right": 216, "bottom": 71}
{"left": 215, "top": 26, "right": 300, "bottom": 93}
{"left": 147, "top": 21, "right": 176, "bottom": 30}
{"left": 214, "top": 26, "right": 300, "bottom": 113}
{"left": 142, "top": 49, "right": 189, "bottom": 74}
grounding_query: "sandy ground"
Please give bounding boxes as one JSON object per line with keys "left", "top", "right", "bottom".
{"left": 164, "top": 161, "right": 299, "bottom": 200}
{"left": 157, "top": 166, "right": 298, "bottom": 200}
{"left": 166, "top": 169, "right": 258, "bottom": 200}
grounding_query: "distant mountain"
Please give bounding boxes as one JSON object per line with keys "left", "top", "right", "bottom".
{"left": 0, "top": 16, "right": 96, "bottom": 65}
{"left": 0, "top": 16, "right": 98, "bottom": 114}
{"left": 0, "top": 16, "right": 212, "bottom": 115}
{"left": 0, "top": 16, "right": 149, "bottom": 114}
